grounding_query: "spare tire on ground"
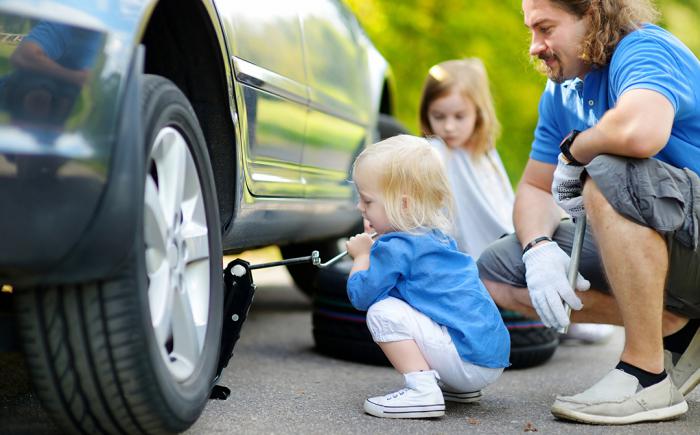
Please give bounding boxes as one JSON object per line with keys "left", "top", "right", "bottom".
{"left": 311, "top": 262, "right": 559, "bottom": 369}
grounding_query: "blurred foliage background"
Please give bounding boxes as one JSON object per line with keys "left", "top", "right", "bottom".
{"left": 344, "top": 0, "right": 700, "bottom": 183}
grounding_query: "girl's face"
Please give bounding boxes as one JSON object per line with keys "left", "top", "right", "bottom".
{"left": 354, "top": 162, "right": 393, "bottom": 235}
{"left": 427, "top": 89, "right": 477, "bottom": 149}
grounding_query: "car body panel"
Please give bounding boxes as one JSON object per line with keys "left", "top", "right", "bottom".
{"left": 298, "top": 0, "right": 371, "bottom": 200}
{"left": 217, "top": 1, "right": 306, "bottom": 198}
{"left": 0, "top": 1, "right": 151, "bottom": 280}
{"left": 0, "top": 0, "right": 393, "bottom": 281}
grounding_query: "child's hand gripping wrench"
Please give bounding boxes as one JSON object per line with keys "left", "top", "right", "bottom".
{"left": 316, "top": 232, "right": 377, "bottom": 268}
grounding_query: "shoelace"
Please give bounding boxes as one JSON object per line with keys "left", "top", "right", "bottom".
{"left": 385, "top": 388, "right": 411, "bottom": 400}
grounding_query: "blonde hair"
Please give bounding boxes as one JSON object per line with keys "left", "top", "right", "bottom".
{"left": 353, "top": 135, "right": 453, "bottom": 234}
{"left": 550, "top": 0, "right": 659, "bottom": 68}
{"left": 419, "top": 58, "right": 501, "bottom": 157}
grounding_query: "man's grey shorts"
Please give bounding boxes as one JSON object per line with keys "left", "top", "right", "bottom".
{"left": 477, "top": 155, "right": 700, "bottom": 319}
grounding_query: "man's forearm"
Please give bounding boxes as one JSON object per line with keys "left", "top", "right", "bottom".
{"left": 514, "top": 182, "right": 562, "bottom": 250}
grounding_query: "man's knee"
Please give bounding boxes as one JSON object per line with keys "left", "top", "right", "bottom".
{"left": 476, "top": 234, "right": 527, "bottom": 288}
{"left": 585, "top": 154, "right": 691, "bottom": 238}
{"left": 582, "top": 176, "right": 614, "bottom": 221}
{"left": 583, "top": 155, "right": 622, "bottom": 210}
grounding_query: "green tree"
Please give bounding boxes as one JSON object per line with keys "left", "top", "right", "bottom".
{"left": 346, "top": 0, "right": 700, "bottom": 183}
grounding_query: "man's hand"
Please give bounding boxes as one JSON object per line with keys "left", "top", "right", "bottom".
{"left": 552, "top": 154, "right": 586, "bottom": 218}
{"left": 522, "top": 241, "right": 590, "bottom": 329}
{"left": 346, "top": 233, "right": 374, "bottom": 259}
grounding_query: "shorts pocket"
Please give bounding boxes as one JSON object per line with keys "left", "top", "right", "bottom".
{"left": 626, "top": 160, "right": 686, "bottom": 233}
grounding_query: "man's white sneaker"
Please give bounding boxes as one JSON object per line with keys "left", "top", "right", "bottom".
{"left": 364, "top": 370, "right": 445, "bottom": 419}
{"left": 664, "top": 326, "right": 700, "bottom": 397}
{"left": 437, "top": 380, "right": 482, "bottom": 403}
{"left": 551, "top": 369, "right": 687, "bottom": 425}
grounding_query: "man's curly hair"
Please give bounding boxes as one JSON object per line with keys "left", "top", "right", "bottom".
{"left": 551, "top": 0, "right": 659, "bottom": 67}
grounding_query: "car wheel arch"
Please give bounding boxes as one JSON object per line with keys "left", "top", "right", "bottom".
{"left": 140, "top": 0, "right": 238, "bottom": 232}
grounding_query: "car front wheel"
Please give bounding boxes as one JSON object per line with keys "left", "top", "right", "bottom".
{"left": 16, "top": 74, "right": 223, "bottom": 434}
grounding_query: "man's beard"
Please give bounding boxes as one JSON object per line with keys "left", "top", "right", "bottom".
{"left": 535, "top": 53, "right": 565, "bottom": 83}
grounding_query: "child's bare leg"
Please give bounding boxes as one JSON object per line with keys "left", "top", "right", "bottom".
{"left": 378, "top": 340, "right": 431, "bottom": 373}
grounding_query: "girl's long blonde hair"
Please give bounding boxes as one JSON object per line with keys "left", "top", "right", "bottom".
{"left": 419, "top": 58, "right": 501, "bottom": 157}
{"left": 353, "top": 135, "right": 453, "bottom": 234}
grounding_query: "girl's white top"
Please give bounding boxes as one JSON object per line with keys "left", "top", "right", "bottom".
{"left": 430, "top": 137, "right": 515, "bottom": 258}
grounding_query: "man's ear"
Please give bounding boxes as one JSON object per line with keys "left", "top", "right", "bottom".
{"left": 401, "top": 195, "right": 409, "bottom": 210}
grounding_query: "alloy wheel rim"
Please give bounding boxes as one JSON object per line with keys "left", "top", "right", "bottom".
{"left": 144, "top": 126, "right": 211, "bottom": 382}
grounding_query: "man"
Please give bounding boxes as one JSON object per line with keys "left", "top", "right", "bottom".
{"left": 477, "top": 0, "right": 700, "bottom": 424}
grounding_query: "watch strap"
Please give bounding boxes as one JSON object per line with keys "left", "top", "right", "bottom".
{"left": 522, "top": 236, "right": 554, "bottom": 255}
{"left": 560, "top": 130, "right": 584, "bottom": 166}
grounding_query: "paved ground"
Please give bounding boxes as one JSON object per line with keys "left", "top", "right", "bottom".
{"left": 186, "top": 263, "right": 700, "bottom": 435}
{"left": 1, "top": 251, "right": 698, "bottom": 434}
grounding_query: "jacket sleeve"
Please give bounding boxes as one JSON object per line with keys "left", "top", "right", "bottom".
{"left": 346, "top": 237, "right": 410, "bottom": 311}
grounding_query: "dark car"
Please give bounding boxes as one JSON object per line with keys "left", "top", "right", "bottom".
{"left": 0, "top": 0, "right": 402, "bottom": 433}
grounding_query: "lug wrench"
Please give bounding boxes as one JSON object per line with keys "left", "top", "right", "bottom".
{"left": 560, "top": 215, "right": 586, "bottom": 334}
{"left": 248, "top": 232, "right": 378, "bottom": 270}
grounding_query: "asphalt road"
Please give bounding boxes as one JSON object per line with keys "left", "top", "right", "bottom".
{"left": 1, "top": 255, "right": 699, "bottom": 434}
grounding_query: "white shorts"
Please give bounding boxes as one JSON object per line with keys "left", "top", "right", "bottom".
{"left": 366, "top": 297, "right": 503, "bottom": 392}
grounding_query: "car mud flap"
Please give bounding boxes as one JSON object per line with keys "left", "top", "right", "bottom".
{"left": 210, "top": 258, "right": 256, "bottom": 400}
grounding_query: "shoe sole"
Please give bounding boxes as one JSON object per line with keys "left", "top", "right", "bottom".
{"left": 551, "top": 401, "right": 688, "bottom": 425}
{"left": 678, "top": 368, "right": 700, "bottom": 397}
{"left": 364, "top": 400, "right": 445, "bottom": 419}
{"left": 443, "top": 391, "right": 482, "bottom": 403}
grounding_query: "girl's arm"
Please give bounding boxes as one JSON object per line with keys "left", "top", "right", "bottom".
{"left": 345, "top": 236, "right": 409, "bottom": 311}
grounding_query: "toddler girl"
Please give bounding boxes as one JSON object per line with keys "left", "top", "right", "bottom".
{"left": 346, "top": 135, "right": 509, "bottom": 419}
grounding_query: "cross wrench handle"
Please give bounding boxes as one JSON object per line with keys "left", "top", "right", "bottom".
{"left": 560, "top": 215, "right": 586, "bottom": 334}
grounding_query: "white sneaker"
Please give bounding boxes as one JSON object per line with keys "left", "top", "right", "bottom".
{"left": 437, "top": 380, "right": 482, "bottom": 403}
{"left": 364, "top": 370, "right": 445, "bottom": 419}
{"left": 560, "top": 323, "right": 615, "bottom": 344}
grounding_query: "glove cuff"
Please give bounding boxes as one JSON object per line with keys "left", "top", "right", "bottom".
{"left": 522, "top": 239, "right": 559, "bottom": 263}
{"left": 522, "top": 236, "right": 553, "bottom": 255}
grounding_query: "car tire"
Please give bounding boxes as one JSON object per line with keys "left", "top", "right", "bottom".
{"left": 312, "top": 263, "right": 559, "bottom": 369}
{"left": 281, "top": 114, "right": 407, "bottom": 297}
{"left": 15, "top": 74, "right": 223, "bottom": 434}
{"left": 377, "top": 113, "right": 407, "bottom": 140}
{"left": 280, "top": 238, "right": 348, "bottom": 297}
{"left": 500, "top": 309, "right": 559, "bottom": 369}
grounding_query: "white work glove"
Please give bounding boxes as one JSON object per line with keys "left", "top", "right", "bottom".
{"left": 552, "top": 154, "right": 586, "bottom": 218}
{"left": 522, "top": 241, "right": 590, "bottom": 329}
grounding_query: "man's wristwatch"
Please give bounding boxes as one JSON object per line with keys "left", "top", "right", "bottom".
{"left": 559, "top": 129, "right": 584, "bottom": 166}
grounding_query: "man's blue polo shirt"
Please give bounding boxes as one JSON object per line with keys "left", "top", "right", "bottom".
{"left": 531, "top": 24, "right": 700, "bottom": 175}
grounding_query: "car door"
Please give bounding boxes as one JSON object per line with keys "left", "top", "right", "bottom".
{"left": 298, "top": 0, "right": 371, "bottom": 199}
{"left": 215, "top": 0, "right": 307, "bottom": 198}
